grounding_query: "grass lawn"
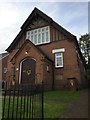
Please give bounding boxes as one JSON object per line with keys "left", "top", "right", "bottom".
{"left": 2, "top": 95, "right": 42, "bottom": 118}
{"left": 0, "top": 96, "right": 2, "bottom": 120}
{"left": 44, "top": 90, "right": 81, "bottom": 118}
{"left": 2, "top": 90, "right": 81, "bottom": 119}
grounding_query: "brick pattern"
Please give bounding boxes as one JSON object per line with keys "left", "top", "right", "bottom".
{"left": 1, "top": 16, "right": 87, "bottom": 90}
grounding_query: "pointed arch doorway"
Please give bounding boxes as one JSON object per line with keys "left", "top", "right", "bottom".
{"left": 19, "top": 57, "right": 36, "bottom": 85}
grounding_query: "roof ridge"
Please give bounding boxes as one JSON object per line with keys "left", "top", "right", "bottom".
{"left": 21, "top": 7, "right": 52, "bottom": 30}
{"left": 6, "top": 7, "right": 76, "bottom": 52}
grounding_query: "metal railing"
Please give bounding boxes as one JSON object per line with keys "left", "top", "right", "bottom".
{"left": 2, "top": 83, "right": 44, "bottom": 120}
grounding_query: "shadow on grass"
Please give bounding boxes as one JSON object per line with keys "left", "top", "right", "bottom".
{"left": 44, "top": 90, "right": 81, "bottom": 118}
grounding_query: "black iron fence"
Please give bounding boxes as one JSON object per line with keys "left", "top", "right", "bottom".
{"left": 2, "top": 83, "right": 44, "bottom": 120}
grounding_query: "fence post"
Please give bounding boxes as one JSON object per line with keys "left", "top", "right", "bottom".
{"left": 42, "top": 81, "right": 44, "bottom": 120}
{"left": 2, "top": 83, "right": 44, "bottom": 119}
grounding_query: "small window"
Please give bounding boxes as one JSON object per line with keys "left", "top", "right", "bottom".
{"left": 55, "top": 53, "right": 63, "bottom": 68}
{"left": 47, "top": 65, "right": 49, "bottom": 72}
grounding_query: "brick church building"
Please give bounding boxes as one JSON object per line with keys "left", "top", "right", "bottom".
{"left": 0, "top": 7, "right": 87, "bottom": 90}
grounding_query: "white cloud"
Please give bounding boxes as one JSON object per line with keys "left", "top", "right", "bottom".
{"left": 0, "top": 2, "right": 88, "bottom": 53}
{"left": 0, "top": 3, "right": 18, "bottom": 30}
{"left": 48, "top": 2, "right": 88, "bottom": 39}
{"left": 0, "top": 2, "right": 31, "bottom": 53}
{"left": 0, "top": 0, "right": 89, "bottom": 2}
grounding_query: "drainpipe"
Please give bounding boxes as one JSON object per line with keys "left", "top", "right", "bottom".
{"left": 41, "top": 56, "right": 45, "bottom": 86}
{"left": 52, "top": 62, "right": 55, "bottom": 90}
{"left": 12, "top": 59, "right": 16, "bottom": 85}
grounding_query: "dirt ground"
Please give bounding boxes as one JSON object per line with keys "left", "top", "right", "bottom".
{"left": 60, "top": 89, "right": 89, "bottom": 118}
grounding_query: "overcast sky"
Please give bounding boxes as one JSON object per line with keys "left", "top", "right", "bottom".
{"left": 0, "top": 1, "right": 88, "bottom": 53}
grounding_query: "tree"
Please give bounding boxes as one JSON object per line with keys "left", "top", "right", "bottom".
{"left": 79, "top": 33, "right": 90, "bottom": 84}
{"left": 79, "top": 33, "right": 90, "bottom": 65}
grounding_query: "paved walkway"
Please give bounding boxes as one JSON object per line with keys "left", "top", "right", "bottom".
{"left": 60, "top": 89, "right": 89, "bottom": 118}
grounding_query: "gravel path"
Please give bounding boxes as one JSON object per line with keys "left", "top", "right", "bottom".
{"left": 60, "top": 89, "right": 89, "bottom": 118}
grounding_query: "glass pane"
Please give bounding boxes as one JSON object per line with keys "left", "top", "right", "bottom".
{"left": 35, "top": 30, "right": 37, "bottom": 33}
{"left": 31, "top": 35, "right": 33, "bottom": 43}
{"left": 42, "top": 28, "right": 45, "bottom": 32}
{"left": 42, "top": 33, "right": 45, "bottom": 43}
{"left": 28, "top": 36, "right": 30, "bottom": 40}
{"left": 56, "top": 56, "right": 63, "bottom": 67}
{"left": 46, "top": 26, "right": 48, "bottom": 31}
{"left": 56, "top": 53, "right": 62, "bottom": 56}
{"left": 26, "top": 32, "right": 28, "bottom": 39}
{"left": 46, "top": 32, "right": 49, "bottom": 42}
{"left": 26, "top": 26, "right": 50, "bottom": 45}
{"left": 34, "top": 35, "right": 37, "bottom": 44}
{"left": 38, "top": 34, "right": 41, "bottom": 43}
{"left": 38, "top": 29, "right": 41, "bottom": 33}
{"left": 31, "top": 31, "right": 33, "bottom": 34}
{"left": 28, "top": 31, "right": 30, "bottom": 35}
{"left": 26, "top": 31, "right": 30, "bottom": 39}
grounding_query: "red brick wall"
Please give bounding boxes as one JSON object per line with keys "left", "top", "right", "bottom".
{"left": 7, "top": 42, "right": 53, "bottom": 90}
{"left": 0, "top": 58, "right": 2, "bottom": 80}
{"left": 0, "top": 55, "right": 9, "bottom": 82}
{"left": 38, "top": 39, "right": 82, "bottom": 89}
{"left": 42, "top": 59, "right": 53, "bottom": 90}
{"left": 12, "top": 43, "right": 44, "bottom": 84}
{"left": 2, "top": 55, "right": 8, "bottom": 81}
{"left": 6, "top": 24, "right": 86, "bottom": 90}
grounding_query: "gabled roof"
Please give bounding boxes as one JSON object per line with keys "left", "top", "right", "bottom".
{"left": 21, "top": 7, "right": 76, "bottom": 40}
{"left": 10, "top": 39, "right": 53, "bottom": 63}
{"left": 6, "top": 30, "right": 23, "bottom": 52}
{"left": 6, "top": 7, "right": 86, "bottom": 68}
{"left": 6, "top": 7, "right": 76, "bottom": 52}
{"left": 21, "top": 7, "right": 74, "bottom": 37}
{"left": 21, "top": 7, "right": 52, "bottom": 30}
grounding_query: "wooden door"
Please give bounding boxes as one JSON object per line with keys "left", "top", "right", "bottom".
{"left": 20, "top": 57, "right": 36, "bottom": 85}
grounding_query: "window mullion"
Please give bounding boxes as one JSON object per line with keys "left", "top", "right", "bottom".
{"left": 41, "top": 28, "right": 42, "bottom": 44}
{"left": 45, "top": 30, "right": 46, "bottom": 43}
{"left": 37, "top": 29, "right": 38, "bottom": 44}
{"left": 48, "top": 28, "right": 50, "bottom": 42}
{"left": 26, "top": 26, "right": 50, "bottom": 45}
{"left": 61, "top": 53, "right": 63, "bottom": 67}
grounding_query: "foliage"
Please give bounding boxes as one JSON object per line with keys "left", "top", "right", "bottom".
{"left": 78, "top": 33, "right": 90, "bottom": 65}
